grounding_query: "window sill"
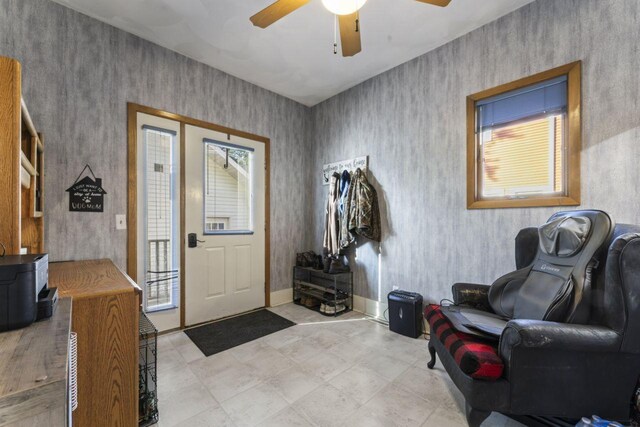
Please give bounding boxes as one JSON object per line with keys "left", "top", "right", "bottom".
{"left": 467, "top": 195, "right": 580, "bottom": 210}
{"left": 203, "top": 230, "right": 255, "bottom": 236}
{"left": 145, "top": 304, "right": 178, "bottom": 314}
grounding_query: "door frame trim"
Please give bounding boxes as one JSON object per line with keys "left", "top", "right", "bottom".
{"left": 127, "top": 102, "right": 271, "bottom": 329}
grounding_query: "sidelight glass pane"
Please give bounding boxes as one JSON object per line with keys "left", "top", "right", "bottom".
{"left": 203, "top": 140, "right": 253, "bottom": 234}
{"left": 143, "top": 127, "right": 179, "bottom": 312}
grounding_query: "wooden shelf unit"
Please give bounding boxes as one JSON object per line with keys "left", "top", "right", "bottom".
{"left": 0, "top": 56, "right": 44, "bottom": 255}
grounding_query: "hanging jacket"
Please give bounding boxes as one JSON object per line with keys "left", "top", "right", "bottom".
{"left": 338, "top": 170, "right": 355, "bottom": 249}
{"left": 348, "top": 168, "right": 381, "bottom": 242}
{"left": 323, "top": 172, "right": 341, "bottom": 255}
{"left": 338, "top": 170, "right": 350, "bottom": 217}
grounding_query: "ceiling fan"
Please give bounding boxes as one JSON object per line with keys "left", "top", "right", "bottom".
{"left": 250, "top": 0, "right": 452, "bottom": 57}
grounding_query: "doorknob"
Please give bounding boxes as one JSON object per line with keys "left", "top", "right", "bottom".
{"left": 188, "top": 233, "right": 204, "bottom": 248}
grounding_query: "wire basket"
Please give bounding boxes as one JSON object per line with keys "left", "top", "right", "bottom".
{"left": 139, "top": 312, "right": 158, "bottom": 426}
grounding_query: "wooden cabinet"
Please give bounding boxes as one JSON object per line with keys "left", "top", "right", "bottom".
{"left": 50, "top": 260, "right": 141, "bottom": 427}
{"left": 0, "top": 298, "right": 72, "bottom": 426}
{"left": 0, "top": 56, "right": 44, "bottom": 256}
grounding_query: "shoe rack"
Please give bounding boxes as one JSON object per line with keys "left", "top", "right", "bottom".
{"left": 292, "top": 266, "right": 353, "bottom": 317}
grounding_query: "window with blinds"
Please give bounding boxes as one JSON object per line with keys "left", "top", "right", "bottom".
{"left": 467, "top": 62, "right": 581, "bottom": 209}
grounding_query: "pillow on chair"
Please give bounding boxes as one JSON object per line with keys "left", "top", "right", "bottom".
{"left": 539, "top": 216, "right": 591, "bottom": 257}
{"left": 425, "top": 305, "right": 504, "bottom": 380}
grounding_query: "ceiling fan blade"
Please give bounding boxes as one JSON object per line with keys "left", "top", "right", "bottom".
{"left": 250, "top": 0, "right": 310, "bottom": 28}
{"left": 338, "top": 13, "right": 362, "bottom": 57}
{"left": 415, "top": 0, "right": 452, "bottom": 6}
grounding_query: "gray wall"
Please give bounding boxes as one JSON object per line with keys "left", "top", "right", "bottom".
{"left": 0, "top": 0, "right": 312, "bottom": 292}
{"left": 3, "top": 0, "right": 640, "bottom": 304}
{"left": 309, "top": 0, "right": 640, "bottom": 302}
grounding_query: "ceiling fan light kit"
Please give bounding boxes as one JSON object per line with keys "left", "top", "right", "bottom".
{"left": 321, "top": 0, "right": 368, "bottom": 15}
{"left": 250, "top": 0, "right": 452, "bottom": 57}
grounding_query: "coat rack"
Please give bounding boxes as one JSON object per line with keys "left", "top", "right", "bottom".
{"left": 322, "top": 156, "right": 368, "bottom": 185}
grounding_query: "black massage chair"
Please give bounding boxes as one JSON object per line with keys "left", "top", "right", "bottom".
{"left": 428, "top": 210, "right": 640, "bottom": 425}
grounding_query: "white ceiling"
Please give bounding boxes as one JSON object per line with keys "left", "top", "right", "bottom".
{"left": 51, "top": 0, "right": 534, "bottom": 106}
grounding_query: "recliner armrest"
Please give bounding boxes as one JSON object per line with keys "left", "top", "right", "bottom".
{"left": 500, "top": 319, "right": 621, "bottom": 358}
{"left": 451, "top": 283, "right": 492, "bottom": 312}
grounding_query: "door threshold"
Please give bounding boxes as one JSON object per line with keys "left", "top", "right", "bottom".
{"left": 157, "top": 326, "right": 182, "bottom": 336}
{"left": 183, "top": 306, "right": 266, "bottom": 331}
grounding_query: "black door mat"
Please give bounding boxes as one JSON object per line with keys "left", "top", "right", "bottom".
{"left": 184, "top": 309, "right": 296, "bottom": 357}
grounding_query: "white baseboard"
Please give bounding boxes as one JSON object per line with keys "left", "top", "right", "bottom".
{"left": 353, "top": 295, "right": 389, "bottom": 324}
{"left": 270, "top": 288, "right": 293, "bottom": 307}
{"left": 271, "top": 288, "right": 389, "bottom": 324}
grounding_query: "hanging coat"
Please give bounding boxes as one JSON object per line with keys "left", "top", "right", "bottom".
{"left": 338, "top": 170, "right": 355, "bottom": 249}
{"left": 323, "top": 172, "right": 341, "bottom": 255}
{"left": 348, "top": 168, "right": 381, "bottom": 242}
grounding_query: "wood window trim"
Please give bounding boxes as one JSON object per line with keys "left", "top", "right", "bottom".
{"left": 466, "top": 61, "right": 581, "bottom": 209}
{"left": 127, "top": 103, "right": 272, "bottom": 328}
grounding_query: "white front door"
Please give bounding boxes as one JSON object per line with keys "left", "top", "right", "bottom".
{"left": 184, "top": 124, "right": 266, "bottom": 326}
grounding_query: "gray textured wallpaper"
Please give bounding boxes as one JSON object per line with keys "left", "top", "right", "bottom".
{"left": 0, "top": 0, "right": 312, "bottom": 292}
{"left": 309, "top": 0, "right": 640, "bottom": 302}
{"left": 2, "top": 0, "right": 639, "bottom": 304}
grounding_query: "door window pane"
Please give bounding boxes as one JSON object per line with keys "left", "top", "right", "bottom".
{"left": 205, "top": 217, "right": 229, "bottom": 232}
{"left": 204, "top": 140, "right": 253, "bottom": 233}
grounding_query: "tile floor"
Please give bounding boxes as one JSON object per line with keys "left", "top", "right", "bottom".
{"left": 156, "top": 303, "right": 523, "bottom": 427}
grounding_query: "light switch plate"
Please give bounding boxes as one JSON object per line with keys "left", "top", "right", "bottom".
{"left": 116, "top": 214, "right": 126, "bottom": 230}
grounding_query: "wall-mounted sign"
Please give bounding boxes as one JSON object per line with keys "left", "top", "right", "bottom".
{"left": 66, "top": 164, "right": 107, "bottom": 212}
{"left": 322, "top": 156, "right": 368, "bottom": 185}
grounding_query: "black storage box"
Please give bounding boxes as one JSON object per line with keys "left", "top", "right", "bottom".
{"left": 37, "top": 287, "right": 58, "bottom": 321}
{"left": 0, "top": 254, "right": 48, "bottom": 332}
{"left": 388, "top": 290, "right": 423, "bottom": 339}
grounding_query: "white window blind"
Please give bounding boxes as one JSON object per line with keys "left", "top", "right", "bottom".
{"left": 142, "top": 125, "right": 179, "bottom": 312}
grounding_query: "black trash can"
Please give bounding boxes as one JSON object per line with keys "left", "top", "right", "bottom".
{"left": 388, "top": 290, "right": 423, "bottom": 339}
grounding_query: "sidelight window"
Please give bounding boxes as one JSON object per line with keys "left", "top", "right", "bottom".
{"left": 143, "top": 125, "right": 179, "bottom": 311}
